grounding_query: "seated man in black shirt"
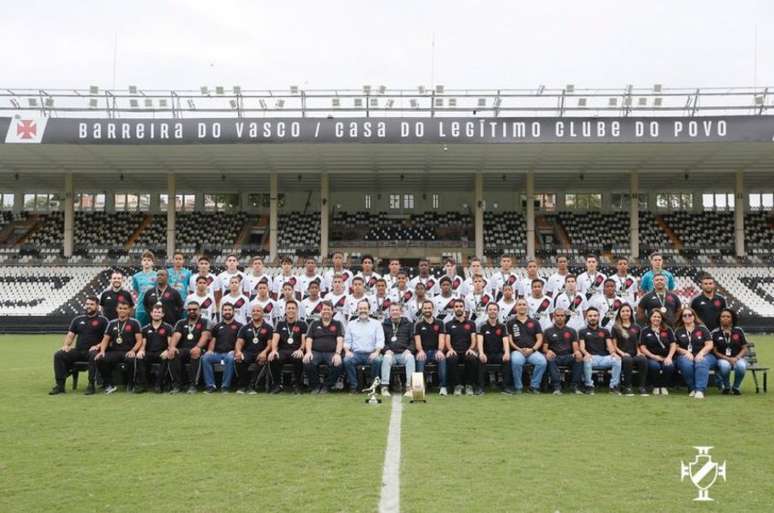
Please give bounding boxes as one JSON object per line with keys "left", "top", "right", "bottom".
{"left": 168, "top": 300, "right": 211, "bottom": 393}
{"left": 414, "top": 299, "right": 448, "bottom": 396}
{"left": 477, "top": 302, "right": 509, "bottom": 395}
{"left": 138, "top": 304, "right": 175, "bottom": 393}
{"left": 268, "top": 299, "right": 307, "bottom": 394}
{"left": 444, "top": 299, "right": 479, "bottom": 395}
{"left": 578, "top": 307, "right": 622, "bottom": 395}
{"left": 49, "top": 296, "right": 108, "bottom": 395}
{"left": 201, "top": 303, "right": 242, "bottom": 393}
{"left": 303, "top": 301, "right": 344, "bottom": 394}
{"left": 381, "top": 303, "right": 416, "bottom": 397}
{"left": 235, "top": 305, "right": 274, "bottom": 394}
{"left": 93, "top": 302, "right": 143, "bottom": 394}
{"left": 543, "top": 308, "right": 583, "bottom": 395}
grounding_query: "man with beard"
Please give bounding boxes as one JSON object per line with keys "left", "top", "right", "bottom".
{"left": 142, "top": 269, "right": 184, "bottom": 326}
{"left": 168, "top": 301, "right": 211, "bottom": 393}
{"left": 638, "top": 273, "right": 681, "bottom": 327}
{"left": 578, "top": 307, "right": 622, "bottom": 395}
{"left": 138, "top": 304, "right": 175, "bottom": 393}
{"left": 414, "top": 299, "right": 448, "bottom": 396}
{"left": 542, "top": 308, "right": 583, "bottom": 394}
{"left": 303, "top": 301, "right": 345, "bottom": 394}
{"left": 268, "top": 300, "right": 307, "bottom": 394}
{"left": 201, "top": 303, "right": 242, "bottom": 393}
{"left": 444, "top": 299, "right": 479, "bottom": 395}
{"left": 505, "top": 298, "right": 547, "bottom": 394}
{"left": 690, "top": 274, "right": 727, "bottom": 331}
{"left": 49, "top": 296, "right": 108, "bottom": 395}
{"left": 234, "top": 305, "right": 273, "bottom": 394}
{"left": 99, "top": 270, "right": 135, "bottom": 321}
{"left": 93, "top": 302, "right": 143, "bottom": 394}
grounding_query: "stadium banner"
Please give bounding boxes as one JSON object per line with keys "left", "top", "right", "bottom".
{"left": 2, "top": 115, "right": 774, "bottom": 144}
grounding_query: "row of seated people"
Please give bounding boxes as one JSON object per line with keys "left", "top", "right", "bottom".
{"left": 50, "top": 281, "right": 750, "bottom": 398}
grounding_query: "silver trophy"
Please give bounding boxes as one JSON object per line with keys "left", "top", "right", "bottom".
{"left": 363, "top": 377, "right": 382, "bottom": 404}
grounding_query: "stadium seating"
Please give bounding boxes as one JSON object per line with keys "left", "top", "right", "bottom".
{"left": 745, "top": 212, "right": 774, "bottom": 256}
{"left": 0, "top": 266, "right": 105, "bottom": 316}
{"left": 663, "top": 211, "right": 735, "bottom": 256}
{"left": 483, "top": 211, "right": 526, "bottom": 257}
{"left": 24, "top": 212, "right": 145, "bottom": 250}
{"left": 332, "top": 211, "right": 472, "bottom": 242}
{"left": 132, "top": 212, "right": 250, "bottom": 257}
{"left": 278, "top": 212, "right": 320, "bottom": 255}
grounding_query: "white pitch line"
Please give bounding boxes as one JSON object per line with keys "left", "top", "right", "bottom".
{"left": 378, "top": 396, "right": 403, "bottom": 513}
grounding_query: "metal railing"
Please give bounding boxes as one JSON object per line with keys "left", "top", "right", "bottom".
{"left": 1, "top": 85, "right": 771, "bottom": 119}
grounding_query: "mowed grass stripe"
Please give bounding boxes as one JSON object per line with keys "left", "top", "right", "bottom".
{"left": 0, "top": 336, "right": 391, "bottom": 513}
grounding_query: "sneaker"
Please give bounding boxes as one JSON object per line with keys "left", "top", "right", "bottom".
{"left": 270, "top": 386, "right": 283, "bottom": 394}
{"left": 583, "top": 386, "right": 595, "bottom": 395}
{"left": 623, "top": 387, "right": 634, "bottom": 396}
{"left": 236, "top": 389, "right": 246, "bottom": 395}
{"left": 381, "top": 387, "right": 391, "bottom": 397}
{"left": 688, "top": 390, "right": 696, "bottom": 398}
{"left": 652, "top": 387, "right": 660, "bottom": 396}
{"left": 248, "top": 389, "right": 258, "bottom": 395}
{"left": 465, "top": 385, "right": 474, "bottom": 396}
{"left": 528, "top": 388, "right": 540, "bottom": 394}
{"left": 721, "top": 388, "right": 731, "bottom": 395}
{"left": 552, "top": 388, "right": 562, "bottom": 395}
{"left": 169, "top": 387, "right": 181, "bottom": 395}
{"left": 204, "top": 386, "right": 216, "bottom": 394}
{"left": 572, "top": 386, "right": 582, "bottom": 395}
{"left": 660, "top": 387, "right": 669, "bottom": 396}
{"left": 453, "top": 386, "right": 463, "bottom": 396}
{"left": 439, "top": 387, "right": 448, "bottom": 396}
{"left": 186, "top": 386, "right": 197, "bottom": 394}
{"left": 694, "top": 391, "right": 705, "bottom": 399}
{"left": 610, "top": 386, "right": 622, "bottom": 396}
{"left": 48, "top": 385, "right": 65, "bottom": 395}
{"left": 501, "top": 387, "right": 515, "bottom": 395}
{"left": 84, "top": 384, "right": 96, "bottom": 395}
{"left": 639, "top": 387, "right": 649, "bottom": 396}
{"left": 732, "top": 388, "right": 742, "bottom": 396}
{"left": 104, "top": 385, "right": 118, "bottom": 395}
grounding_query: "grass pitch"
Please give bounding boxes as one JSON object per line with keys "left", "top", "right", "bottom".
{"left": 1, "top": 335, "right": 773, "bottom": 513}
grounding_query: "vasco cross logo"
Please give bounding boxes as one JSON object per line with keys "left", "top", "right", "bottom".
{"left": 680, "top": 446, "right": 726, "bottom": 501}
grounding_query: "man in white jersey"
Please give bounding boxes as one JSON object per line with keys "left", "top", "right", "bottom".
{"left": 551, "top": 274, "right": 588, "bottom": 331}
{"left": 272, "top": 257, "right": 298, "bottom": 300}
{"left": 221, "top": 276, "right": 250, "bottom": 324}
{"left": 388, "top": 271, "right": 414, "bottom": 315}
{"left": 526, "top": 279, "right": 554, "bottom": 331}
{"left": 610, "top": 256, "right": 638, "bottom": 305}
{"left": 372, "top": 278, "right": 392, "bottom": 322}
{"left": 356, "top": 255, "right": 382, "bottom": 294}
{"left": 217, "top": 254, "right": 246, "bottom": 296}
{"left": 185, "top": 276, "right": 217, "bottom": 322}
{"left": 462, "top": 257, "right": 489, "bottom": 298}
{"left": 432, "top": 276, "right": 460, "bottom": 324}
{"left": 588, "top": 279, "right": 628, "bottom": 332}
{"left": 497, "top": 283, "right": 518, "bottom": 324}
{"left": 465, "top": 274, "right": 496, "bottom": 327}
{"left": 545, "top": 255, "right": 570, "bottom": 298}
{"left": 296, "top": 257, "right": 326, "bottom": 299}
{"left": 408, "top": 259, "right": 439, "bottom": 297}
{"left": 490, "top": 254, "right": 520, "bottom": 300}
{"left": 323, "top": 252, "right": 353, "bottom": 293}
{"left": 300, "top": 281, "right": 323, "bottom": 323}
{"left": 243, "top": 256, "right": 273, "bottom": 300}
{"left": 326, "top": 275, "right": 349, "bottom": 324}
{"left": 345, "top": 276, "right": 375, "bottom": 323}
{"left": 277, "top": 282, "right": 306, "bottom": 321}
{"left": 248, "top": 281, "right": 279, "bottom": 327}
{"left": 441, "top": 258, "right": 466, "bottom": 297}
{"left": 406, "top": 282, "right": 430, "bottom": 323}
{"left": 383, "top": 258, "right": 401, "bottom": 290}
{"left": 189, "top": 255, "right": 222, "bottom": 310}
{"left": 518, "top": 259, "right": 547, "bottom": 299}
{"left": 577, "top": 254, "right": 607, "bottom": 302}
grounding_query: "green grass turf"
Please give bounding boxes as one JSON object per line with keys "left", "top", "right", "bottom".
{"left": 1, "top": 335, "right": 773, "bottom": 513}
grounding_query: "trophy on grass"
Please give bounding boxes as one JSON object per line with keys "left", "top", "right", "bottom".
{"left": 409, "top": 372, "right": 427, "bottom": 403}
{"left": 363, "top": 377, "right": 382, "bottom": 404}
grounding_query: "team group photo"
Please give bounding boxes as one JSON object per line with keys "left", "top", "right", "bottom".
{"left": 2, "top": 1, "right": 774, "bottom": 513}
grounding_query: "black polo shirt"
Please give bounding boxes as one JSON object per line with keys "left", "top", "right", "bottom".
{"left": 711, "top": 327, "right": 747, "bottom": 357}
{"left": 237, "top": 322, "right": 274, "bottom": 355}
{"left": 478, "top": 321, "right": 506, "bottom": 355}
{"left": 173, "top": 317, "right": 210, "bottom": 350}
{"left": 639, "top": 290, "right": 681, "bottom": 326}
{"left": 690, "top": 294, "right": 727, "bottom": 331}
{"left": 210, "top": 320, "right": 242, "bottom": 353}
{"left": 307, "top": 319, "right": 344, "bottom": 353}
{"left": 143, "top": 286, "right": 184, "bottom": 325}
{"left": 505, "top": 317, "right": 542, "bottom": 349}
{"left": 68, "top": 314, "right": 109, "bottom": 351}
{"left": 543, "top": 325, "right": 577, "bottom": 356}
{"left": 382, "top": 318, "right": 413, "bottom": 353}
{"left": 105, "top": 318, "right": 142, "bottom": 352}
{"left": 612, "top": 324, "right": 641, "bottom": 357}
{"left": 675, "top": 326, "right": 712, "bottom": 356}
{"left": 275, "top": 320, "right": 308, "bottom": 352}
{"left": 414, "top": 318, "right": 445, "bottom": 351}
{"left": 99, "top": 288, "right": 134, "bottom": 320}
{"left": 639, "top": 326, "right": 676, "bottom": 357}
{"left": 142, "top": 322, "right": 174, "bottom": 353}
{"left": 445, "top": 318, "right": 476, "bottom": 353}
{"left": 579, "top": 326, "right": 611, "bottom": 356}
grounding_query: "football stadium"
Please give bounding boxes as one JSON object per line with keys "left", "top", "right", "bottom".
{"left": 3, "top": 4, "right": 774, "bottom": 513}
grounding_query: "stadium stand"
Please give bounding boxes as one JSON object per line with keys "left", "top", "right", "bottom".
{"left": 278, "top": 212, "right": 320, "bottom": 255}
{"left": 332, "top": 211, "right": 472, "bottom": 242}
{"left": 483, "top": 211, "right": 527, "bottom": 257}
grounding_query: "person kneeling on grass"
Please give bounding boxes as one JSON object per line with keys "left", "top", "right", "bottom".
{"left": 49, "top": 296, "right": 108, "bottom": 395}
{"left": 93, "top": 302, "right": 143, "bottom": 395}
{"left": 303, "top": 301, "right": 344, "bottom": 394}
{"left": 638, "top": 309, "right": 677, "bottom": 396}
{"left": 201, "top": 303, "right": 242, "bottom": 394}
{"left": 578, "top": 307, "right": 622, "bottom": 395}
{"left": 380, "top": 303, "right": 416, "bottom": 397}
{"left": 414, "top": 300, "right": 448, "bottom": 396}
{"left": 610, "top": 304, "right": 648, "bottom": 396}
{"left": 505, "top": 298, "right": 546, "bottom": 394}
{"left": 674, "top": 306, "right": 715, "bottom": 400}
{"left": 476, "top": 302, "right": 509, "bottom": 396}
{"left": 234, "top": 305, "right": 273, "bottom": 394}
{"left": 711, "top": 308, "right": 749, "bottom": 395}
{"left": 138, "top": 304, "right": 175, "bottom": 393}
{"left": 343, "top": 300, "right": 384, "bottom": 393}
{"left": 542, "top": 308, "right": 583, "bottom": 395}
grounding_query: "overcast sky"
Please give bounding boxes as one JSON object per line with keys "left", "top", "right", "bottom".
{"left": 2, "top": 0, "right": 773, "bottom": 92}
